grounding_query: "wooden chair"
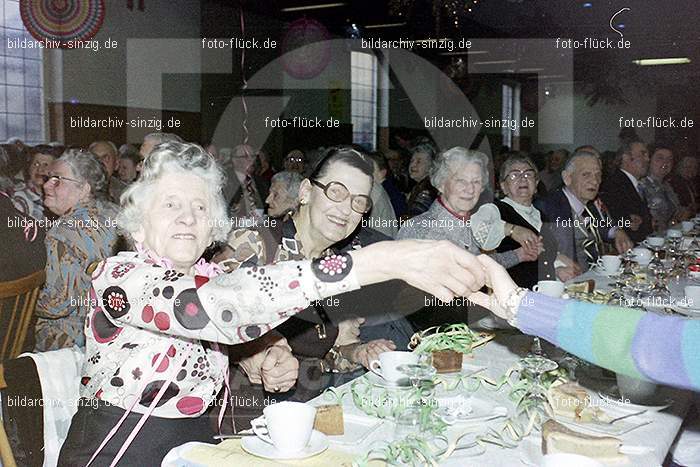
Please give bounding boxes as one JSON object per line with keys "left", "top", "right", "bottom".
{"left": 0, "top": 270, "right": 45, "bottom": 362}
{"left": 0, "top": 269, "right": 45, "bottom": 467}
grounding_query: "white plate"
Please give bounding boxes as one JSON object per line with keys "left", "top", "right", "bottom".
{"left": 241, "top": 430, "right": 328, "bottom": 460}
{"left": 434, "top": 395, "right": 507, "bottom": 424}
{"left": 554, "top": 414, "right": 651, "bottom": 436}
{"left": 596, "top": 390, "right": 673, "bottom": 412}
{"left": 363, "top": 371, "right": 412, "bottom": 389}
{"left": 672, "top": 302, "right": 700, "bottom": 316}
{"left": 436, "top": 362, "right": 487, "bottom": 377}
{"left": 519, "top": 436, "right": 639, "bottom": 467}
{"left": 326, "top": 414, "right": 383, "bottom": 445}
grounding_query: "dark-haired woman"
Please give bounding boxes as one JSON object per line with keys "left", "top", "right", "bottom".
{"left": 217, "top": 146, "right": 417, "bottom": 429}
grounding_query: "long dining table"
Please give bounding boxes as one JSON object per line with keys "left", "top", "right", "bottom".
{"left": 164, "top": 329, "right": 692, "bottom": 466}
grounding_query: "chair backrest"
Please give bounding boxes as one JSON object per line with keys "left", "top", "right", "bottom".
{"left": 0, "top": 270, "right": 45, "bottom": 362}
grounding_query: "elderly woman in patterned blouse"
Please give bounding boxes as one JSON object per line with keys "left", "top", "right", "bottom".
{"left": 34, "top": 149, "right": 119, "bottom": 351}
{"left": 58, "top": 142, "right": 491, "bottom": 466}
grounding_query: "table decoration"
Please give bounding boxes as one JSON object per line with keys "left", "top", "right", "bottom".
{"left": 409, "top": 323, "right": 495, "bottom": 373}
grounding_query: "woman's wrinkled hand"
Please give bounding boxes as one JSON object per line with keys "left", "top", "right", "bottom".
{"left": 350, "top": 339, "right": 396, "bottom": 369}
{"left": 468, "top": 254, "right": 520, "bottom": 321}
{"left": 260, "top": 345, "right": 299, "bottom": 393}
{"left": 335, "top": 317, "right": 364, "bottom": 346}
{"left": 510, "top": 225, "right": 540, "bottom": 249}
{"left": 238, "top": 337, "right": 299, "bottom": 392}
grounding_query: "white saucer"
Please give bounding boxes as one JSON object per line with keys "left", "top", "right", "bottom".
{"left": 672, "top": 302, "right": 700, "bottom": 316}
{"left": 241, "top": 430, "right": 328, "bottom": 460}
{"left": 593, "top": 266, "right": 621, "bottom": 277}
{"left": 364, "top": 371, "right": 412, "bottom": 389}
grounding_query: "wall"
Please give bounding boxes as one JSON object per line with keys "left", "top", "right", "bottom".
{"left": 537, "top": 83, "right": 656, "bottom": 153}
{"left": 43, "top": 0, "right": 201, "bottom": 145}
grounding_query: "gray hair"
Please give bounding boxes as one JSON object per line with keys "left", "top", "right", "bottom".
{"left": 271, "top": 171, "right": 303, "bottom": 198}
{"left": 562, "top": 149, "right": 601, "bottom": 175}
{"left": 499, "top": 153, "right": 538, "bottom": 182}
{"left": 117, "top": 142, "right": 231, "bottom": 242}
{"left": 143, "top": 132, "right": 184, "bottom": 145}
{"left": 59, "top": 149, "right": 107, "bottom": 196}
{"left": 430, "top": 147, "right": 490, "bottom": 191}
{"left": 410, "top": 142, "right": 437, "bottom": 160}
{"left": 88, "top": 140, "right": 118, "bottom": 156}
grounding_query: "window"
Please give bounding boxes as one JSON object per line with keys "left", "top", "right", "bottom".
{"left": 502, "top": 83, "right": 521, "bottom": 149}
{"left": 0, "top": 0, "right": 45, "bottom": 143}
{"left": 351, "top": 51, "right": 377, "bottom": 150}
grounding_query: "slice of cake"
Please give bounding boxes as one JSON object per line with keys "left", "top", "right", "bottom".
{"left": 565, "top": 279, "right": 595, "bottom": 294}
{"left": 542, "top": 419, "right": 625, "bottom": 463}
{"left": 548, "top": 382, "right": 609, "bottom": 422}
{"left": 313, "top": 404, "right": 344, "bottom": 435}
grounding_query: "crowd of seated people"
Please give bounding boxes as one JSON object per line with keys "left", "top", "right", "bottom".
{"left": 0, "top": 132, "right": 698, "bottom": 465}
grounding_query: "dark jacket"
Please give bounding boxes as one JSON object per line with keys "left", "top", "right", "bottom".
{"left": 494, "top": 199, "right": 556, "bottom": 288}
{"left": 535, "top": 188, "right": 612, "bottom": 268}
{"left": 0, "top": 194, "right": 46, "bottom": 281}
{"left": 600, "top": 169, "right": 652, "bottom": 242}
{"left": 405, "top": 178, "right": 438, "bottom": 218}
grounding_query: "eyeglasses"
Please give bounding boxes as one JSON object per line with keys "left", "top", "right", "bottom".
{"left": 310, "top": 179, "right": 372, "bottom": 214}
{"left": 32, "top": 161, "right": 51, "bottom": 169}
{"left": 505, "top": 169, "right": 536, "bottom": 181}
{"left": 42, "top": 175, "right": 83, "bottom": 186}
{"left": 285, "top": 157, "right": 304, "bottom": 163}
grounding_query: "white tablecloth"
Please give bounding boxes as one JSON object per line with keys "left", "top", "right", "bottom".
{"left": 165, "top": 333, "right": 691, "bottom": 466}
{"left": 310, "top": 334, "right": 689, "bottom": 466}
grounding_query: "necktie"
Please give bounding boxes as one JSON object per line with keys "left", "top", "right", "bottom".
{"left": 243, "top": 174, "right": 257, "bottom": 214}
{"left": 578, "top": 206, "right": 603, "bottom": 266}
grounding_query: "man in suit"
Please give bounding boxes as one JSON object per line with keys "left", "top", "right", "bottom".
{"left": 600, "top": 139, "right": 652, "bottom": 243}
{"left": 537, "top": 149, "right": 633, "bottom": 273}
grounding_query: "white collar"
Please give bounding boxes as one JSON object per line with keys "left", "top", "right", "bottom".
{"left": 620, "top": 168, "right": 640, "bottom": 191}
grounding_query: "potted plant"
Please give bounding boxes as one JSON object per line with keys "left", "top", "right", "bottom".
{"left": 409, "top": 323, "right": 493, "bottom": 373}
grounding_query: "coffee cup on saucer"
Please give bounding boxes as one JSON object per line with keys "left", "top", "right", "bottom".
{"left": 533, "top": 280, "right": 565, "bottom": 298}
{"left": 252, "top": 402, "right": 316, "bottom": 454}
{"left": 667, "top": 229, "right": 683, "bottom": 239}
{"left": 596, "top": 255, "right": 621, "bottom": 274}
{"left": 631, "top": 247, "right": 652, "bottom": 265}
{"left": 644, "top": 236, "right": 664, "bottom": 248}
{"left": 369, "top": 351, "right": 418, "bottom": 383}
{"left": 681, "top": 221, "right": 694, "bottom": 232}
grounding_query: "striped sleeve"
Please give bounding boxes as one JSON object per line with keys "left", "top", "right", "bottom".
{"left": 517, "top": 292, "right": 700, "bottom": 391}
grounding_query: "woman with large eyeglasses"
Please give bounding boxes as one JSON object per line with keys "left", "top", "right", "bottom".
{"left": 216, "top": 146, "right": 416, "bottom": 430}
{"left": 33, "top": 149, "right": 120, "bottom": 351}
{"left": 9, "top": 144, "right": 62, "bottom": 220}
{"left": 494, "top": 154, "right": 579, "bottom": 288}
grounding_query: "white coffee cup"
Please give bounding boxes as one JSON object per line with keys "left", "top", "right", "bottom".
{"left": 252, "top": 402, "right": 316, "bottom": 454}
{"left": 644, "top": 236, "right": 664, "bottom": 247}
{"left": 667, "top": 229, "right": 683, "bottom": 238}
{"left": 596, "top": 255, "right": 621, "bottom": 273}
{"left": 369, "top": 351, "right": 418, "bottom": 383}
{"left": 685, "top": 286, "right": 700, "bottom": 310}
{"left": 681, "top": 221, "right": 694, "bottom": 232}
{"left": 631, "top": 247, "right": 652, "bottom": 265}
{"left": 533, "top": 280, "right": 565, "bottom": 298}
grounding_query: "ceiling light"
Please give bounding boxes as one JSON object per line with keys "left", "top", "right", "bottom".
{"left": 583, "top": 2, "right": 592, "bottom": 7}
{"left": 472, "top": 60, "right": 517, "bottom": 65}
{"left": 439, "top": 50, "right": 488, "bottom": 56}
{"left": 364, "top": 22, "right": 406, "bottom": 29}
{"left": 633, "top": 57, "right": 691, "bottom": 66}
{"left": 281, "top": 3, "right": 346, "bottom": 12}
